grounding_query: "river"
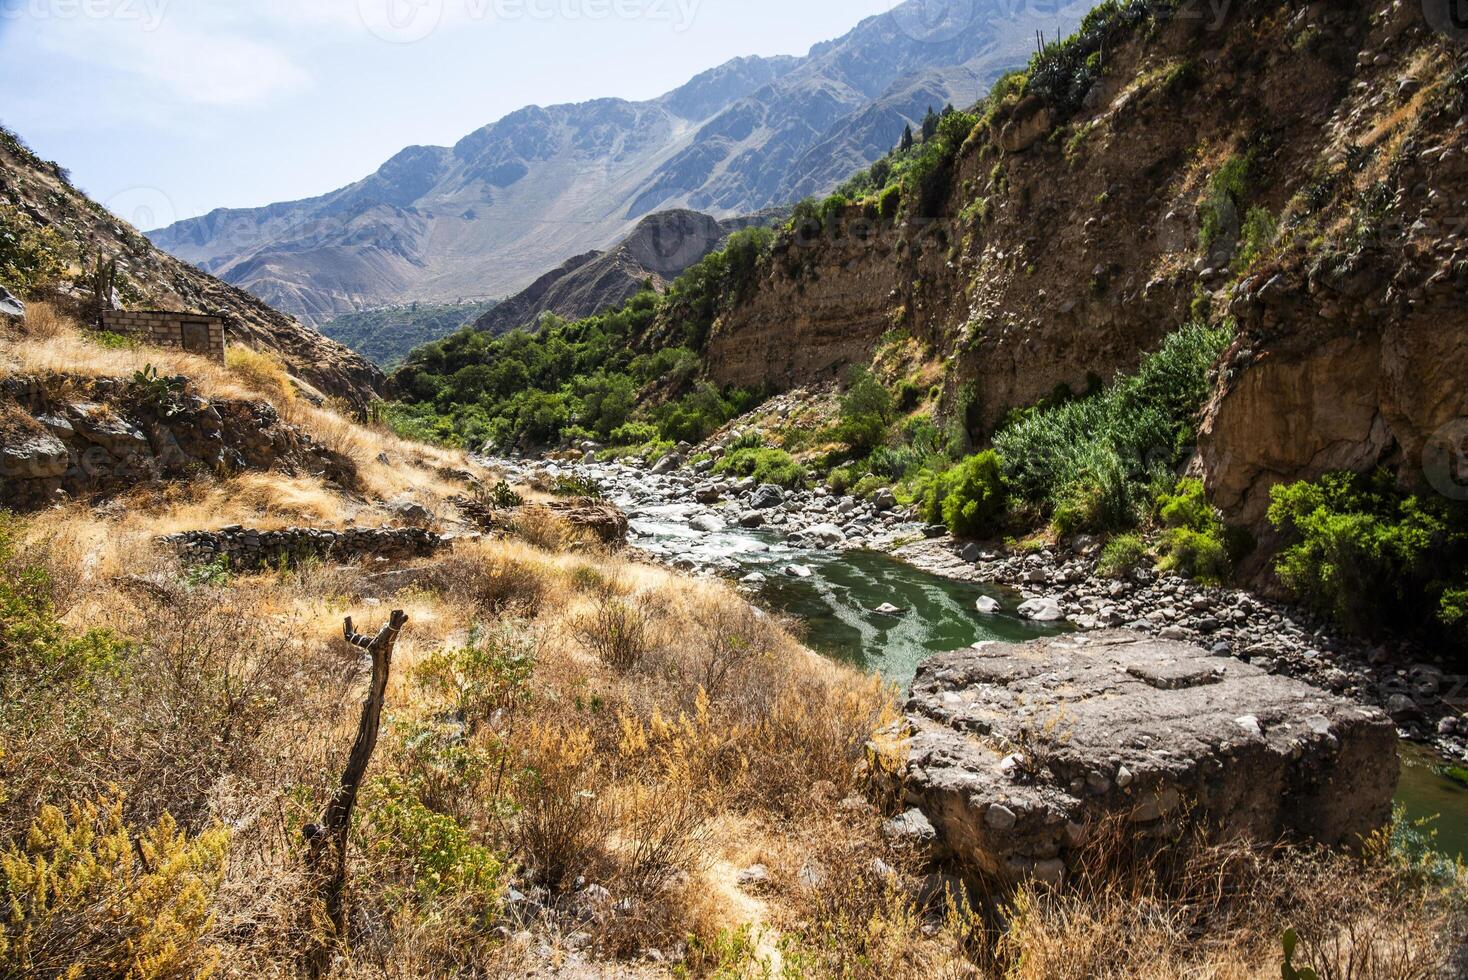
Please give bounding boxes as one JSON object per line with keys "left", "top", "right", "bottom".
{"left": 522, "top": 457, "right": 1468, "bottom": 860}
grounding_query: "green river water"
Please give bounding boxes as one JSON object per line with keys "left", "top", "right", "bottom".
{"left": 749, "top": 546, "right": 1468, "bottom": 860}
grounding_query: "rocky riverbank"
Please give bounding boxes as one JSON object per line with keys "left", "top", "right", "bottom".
{"left": 492, "top": 451, "right": 1468, "bottom": 763}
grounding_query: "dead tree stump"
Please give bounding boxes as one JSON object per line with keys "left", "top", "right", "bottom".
{"left": 305, "top": 609, "right": 407, "bottom": 975}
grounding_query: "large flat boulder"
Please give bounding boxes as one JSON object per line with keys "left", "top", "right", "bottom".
{"left": 869, "top": 631, "right": 1397, "bottom": 885}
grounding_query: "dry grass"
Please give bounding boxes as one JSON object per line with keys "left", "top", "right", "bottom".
{"left": 0, "top": 307, "right": 491, "bottom": 506}
{"left": 1, "top": 310, "right": 1463, "bottom": 979}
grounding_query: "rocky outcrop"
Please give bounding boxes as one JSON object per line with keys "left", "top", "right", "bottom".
{"left": 710, "top": 0, "right": 1467, "bottom": 521}
{"left": 871, "top": 631, "right": 1398, "bottom": 885}
{"left": 547, "top": 501, "right": 630, "bottom": 548}
{"left": 163, "top": 526, "right": 445, "bottom": 569}
{"left": 0, "top": 374, "right": 358, "bottom": 510}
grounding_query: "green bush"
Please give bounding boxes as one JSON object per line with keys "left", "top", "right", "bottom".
{"left": 1268, "top": 471, "right": 1468, "bottom": 644}
{"left": 1097, "top": 534, "right": 1148, "bottom": 578}
{"left": 1154, "top": 479, "right": 1234, "bottom": 583}
{"left": 609, "top": 420, "right": 659, "bottom": 446}
{"left": 835, "top": 368, "right": 895, "bottom": 453}
{"left": 994, "top": 322, "right": 1231, "bottom": 531}
{"left": 921, "top": 451, "right": 1007, "bottom": 538}
{"left": 826, "top": 465, "right": 857, "bottom": 495}
{"left": 0, "top": 202, "right": 70, "bottom": 296}
{"left": 713, "top": 448, "right": 806, "bottom": 489}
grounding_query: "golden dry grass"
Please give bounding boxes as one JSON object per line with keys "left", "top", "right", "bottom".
{"left": 1, "top": 310, "right": 1463, "bottom": 979}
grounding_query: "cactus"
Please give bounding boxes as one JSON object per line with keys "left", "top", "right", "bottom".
{"left": 1281, "top": 928, "right": 1319, "bottom": 980}
{"left": 83, "top": 248, "right": 117, "bottom": 327}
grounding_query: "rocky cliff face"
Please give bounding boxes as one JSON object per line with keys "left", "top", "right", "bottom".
{"left": 147, "top": 0, "right": 1092, "bottom": 325}
{"left": 0, "top": 130, "right": 386, "bottom": 409}
{"left": 707, "top": 0, "right": 1468, "bottom": 530}
{"left": 0, "top": 373, "right": 357, "bottom": 511}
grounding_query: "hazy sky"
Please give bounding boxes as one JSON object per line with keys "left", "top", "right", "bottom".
{"left": 0, "top": 0, "right": 901, "bottom": 229}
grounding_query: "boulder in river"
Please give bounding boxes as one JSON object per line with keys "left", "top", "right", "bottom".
{"left": 805, "top": 523, "right": 847, "bottom": 548}
{"left": 869, "top": 631, "right": 1398, "bottom": 886}
{"left": 975, "top": 596, "right": 1001, "bottom": 615}
{"left": 785, "top": 564, "right": 814, "bottom": 579}
{"left": 690, "top": 514, "right": 723, "bottom": 533}
{"left": 1017, "top": 596, "right": 1064, "bottom": 622}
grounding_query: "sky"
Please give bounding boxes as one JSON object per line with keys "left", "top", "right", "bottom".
{"left": 0, "top": 0, "right": 902, "bottom": 230}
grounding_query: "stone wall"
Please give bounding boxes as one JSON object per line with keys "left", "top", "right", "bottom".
{"left": 0, "top": 374, "right": 358, "bottom": 510}
{"left": 163, "top": 526, "right": 445, "bottom": 569}
{"left": 103, "top": 311, "right": 226, "bottom": 363}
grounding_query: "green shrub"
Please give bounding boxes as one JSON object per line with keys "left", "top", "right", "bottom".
{"left": 994, "top": 322, "right": 1231, "bottom": 531}
{"left": 1097, "top": 534, "right": 1148, "bottom": 578}
{"left": 610, "top": 420, "right": 659, "bottom": 446}
{"left": 713, "top": 448, "right": 806, "bottom": 489}
{"left": 1154, "top": 479, "right": 1234, "bottom": 583}
{"left": 1268, "top": 471, "right": 1468, "bottom": 644}
{"left": 1200, "top": 153, "right": 1254, "bottom": 251}
{"left": 826, "top": 465, "right": 857, "bottom": 495}
{"left": 921, "top": 451, "right": 1007, "bottom": 538}
{"left": 836, "top": 368, "right": 895, "bottom": 452}
{"left": 0, "top": 202, "right": 70, "bottom": 296}
{"left": 728, "top": 430, "right": 764, "bottom": 452}
{"left": 878, "top": 184, "right": 902, "bottom": 221}
{"left": 1233, "top": 206, "right": 1278, "bottom": 271}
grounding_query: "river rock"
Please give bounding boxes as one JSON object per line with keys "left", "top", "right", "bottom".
{"left": 650, "top": 454, "right": 682, "bottom": 475}
{"left": 690, "top": 514, "right": 723, "bottom": 533}
{"left": 874, "top": 603, "right": 905, "bottom": 617}
{"left": 975, "top": 596, "right": 1001, "bottom": 615}
{"left": 805, "top": 523, "right": 847, "bottom": 547}
{"left": 1017, "top": 596, "right": 1064, "bottom": 622}
{"left": 750, "top": 484, "right": 785, "bottom": 510}
{"left": 547, "top": 502, "right": 629, "bottom": 547}
{"left": 869, "top": 631, "right": 1398, "bottom": 885}
{"left": 738, "top": 510, "right": 766, "bottom": 529}
{"left": 785, "top": 564, "right": 814, "bottom": 579}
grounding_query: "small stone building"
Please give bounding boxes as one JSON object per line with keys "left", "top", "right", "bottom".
{"left": 102, "top": 310, "right": 226, "bottom": 363}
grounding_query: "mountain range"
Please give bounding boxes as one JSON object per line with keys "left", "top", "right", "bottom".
{"left": 148, "top": 0, "right": 1093, "bottom": 326}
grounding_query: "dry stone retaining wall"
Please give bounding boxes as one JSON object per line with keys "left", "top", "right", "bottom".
{"left": 163, "top": 526, "right": 445, "bottom": 569}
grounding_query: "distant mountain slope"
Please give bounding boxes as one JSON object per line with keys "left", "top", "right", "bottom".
{"left": 149, "top": 0, "right": 1093, "bottom": 326}
{"left": 474, "top": 208, "right": 765, "bottom": 336}
{"left": 319, "top": 299, "right": 498, "bottom": 368}
{"left": 0, "top": 127, "right": 385, "bottom": 408}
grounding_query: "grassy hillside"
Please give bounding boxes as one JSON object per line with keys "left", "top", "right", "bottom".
{"left": 2, "top": 306, "right": 1464, "bottom": 977}
{"left": 319, "top": 299, "right": 498, "bottom": 368}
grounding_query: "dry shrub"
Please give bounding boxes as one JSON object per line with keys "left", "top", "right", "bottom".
{"left": 225, "top": 345, "right": 295, "bottom": 405}
{"left": 572, "top": 593, "right": 656, "bottom": 672}
{"left": 14, "top": 300, "right": 65, "bottom": 340}
{"left": 681, "top": 598, "right": 779, "bottom": 701}
{"left": 513, "top": 722, "right": 614, "bottom": 893}
{"left": 995, "top": 812, "right": 1468, "bottom": 980}
{"left": 103, "top": 583, "right": 348, "bottom": 830}
{"left": 511, "top": 505, "right": 581, "bottom": 552}
{"left": 434, "top": 549, "right": 557, "bottom": 617}
{"left": 774, "top": 811, "right": 982, "bottom": 980}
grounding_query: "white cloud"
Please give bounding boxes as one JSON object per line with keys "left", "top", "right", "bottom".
{"left": 13, "top": 1, "right": 312, "bottom": 108}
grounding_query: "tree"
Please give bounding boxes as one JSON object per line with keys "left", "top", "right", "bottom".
{"left": 921, "top": 106, "right": 940, "bottom": 142}
{"left": 899, "top": 124, "right": 915, "bottom": 152}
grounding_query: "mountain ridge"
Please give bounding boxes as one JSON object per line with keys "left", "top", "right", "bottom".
{"left": 148, "top": 0, "right": 1093, "bottom": 326}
